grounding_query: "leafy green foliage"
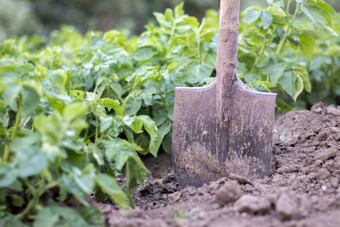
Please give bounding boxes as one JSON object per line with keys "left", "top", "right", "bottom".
{"left": 0, "top": 3, "right": 218, "bottom": 224}
{"left": 0, "top": 1, "right": 338, "bottom": 225}
{"left": 239, "top": 0, "right": 339, "bottom": 107}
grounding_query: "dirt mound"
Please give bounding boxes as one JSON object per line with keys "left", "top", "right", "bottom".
{"left": 96, "top": 103, "right": 340, "bottom": 227}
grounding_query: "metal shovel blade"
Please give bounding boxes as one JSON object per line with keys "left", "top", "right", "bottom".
{"left": 171, "top": 0, "right": 276, "bottom": 188}
{"left": 172, "top": 78, "right": 276, "bottom": 188}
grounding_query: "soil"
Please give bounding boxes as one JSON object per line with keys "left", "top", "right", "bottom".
{"left": 92, "top": 102, "right": 340, "bottom": 227}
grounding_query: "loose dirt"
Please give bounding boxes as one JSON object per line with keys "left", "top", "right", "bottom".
{"left": 93, "top": 103, "right": 340, "bottom": 227}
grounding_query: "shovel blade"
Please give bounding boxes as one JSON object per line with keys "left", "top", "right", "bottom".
{"left": 172, "top": 80, "right": 276, "bottom": 188}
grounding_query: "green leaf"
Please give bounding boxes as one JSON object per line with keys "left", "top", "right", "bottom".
{"left": 90, "top": 36, "right": 105, "bottom": 50}
{"left": 174, "top": 2, "right": 184, "bottom": 18}
{"left": 94, "top": 187, "right": 110, "bottom": 202}
{"left": 0, "top": 60, "right": 15, "bottom": 74}
{"left": 276, "top": 98, "right": 293, "bottom": 113}
{"left": 244, "top": 73, "right": 261, "bottom": 83}
{"left": 96, "top": 174, "right": 129, "bottom": 209}
{"left": 293, "top": 75, "right": 304, "bottom": 101}
{"left": 126, "top": 155, "right": 147, "bottom": 194}
{"left": 21, "top": 85, "right": 40, "bottom": 117}
{"left": 123, "top": 91, "right": 142, "bottom": 116}
{"left": 302, "top": 4, "right": 337, "bottom": 36}
{"left": 79, "top": 206, "right": 104, "bottom": 227}
{"left": 158, "top": 121, "right": 171, "bottom": 139}
{"left": 2, "top": 83, "right": 22, "bottom": 111}
{"left": 99, "top": 98, "right": 124, "bottom": 116}
{"left": 266, "top": 0, "right": 284, "bottom": 7}
{"left": 184, "top": 62, "right": 214, "bottom": 85}
{"left": 99, "top": 116, "right": 114, "bottom": 133}
{"left": 256, "top": 54, "right": 270, "bottom": 68}
{"left": 248, "top": 81, "right": 273, "bottom": 92}
{"left": 15, "top": 147, "right": 47, "bottom": 177}
{"left": 0, "top": 216, "right": 28, "bottom": 227}
{"left": 244, "top": 9, "right": 261, "bottom": 23}
{"left": 162, "top": 133, "right": 172, "bottom": 154}
{"left": 2, "top": 84, "right": 40, "bottom": 117}
{"left": 262, "top": 62, "right": 286, "bottom": 84}
{"left": 34, "top": 204, "right": 89, "bottom": 227}
{"left": 74, "top": 173, "right": 96, "bottom": 195}
{"left": 10, "top": 194, "right": 25, "bottom": 207}
{"left": 297, "top": 34, "right": 317, "bottom": 60}
{"left": 183, "top": 17, "right": 199, "bottom": 29}
{"left": 280, "top": 71, "right": 304, "bottom": 101}
{"left": 7, "top": 180, "right": 23, "bottom": 191}
{"left": 135, "top": 115, "right": 162, "bottom": 157}
{"left": 0, "top": 166, "right": 17, "bottom": 187}
{"left": 58, "top": 176, "right": 89, "bottom": 205}
{"left": 11, "top": 133, "right": 41, "bottom": 152}
{"left": 128, "top": 118, "right": 144, "bottom": 134}
{"left": 63, "top": 103, "right": 88, "bottom": 122}
{"left": 266, "top": 6, "right": 287, "bottom": 25}
{"left": 102, "top": 138, "right": 143, "bottom": 166}
{"left": 306, "top": 0, "right": 338, "bottom": 18}
{"left": 0, "top": 99, "right": 5, "bottom": 108}
{"left": 295, "top": 65, "right": 311, "bottom": 93}
{"left": 135, "top": 134, "right": 150, "bottom": 155}
{"left": 261, "top": 11, "right": 273, "bottom": 29}
{"left": 134, "top": 47, "right": 159, "bottom": 61}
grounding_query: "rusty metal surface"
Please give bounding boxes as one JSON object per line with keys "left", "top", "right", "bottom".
{"left": 171, "top": 0, "right": 277, "bottom": 188}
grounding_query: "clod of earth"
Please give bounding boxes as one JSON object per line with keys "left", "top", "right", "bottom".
{"left": 234, "top": 194, "right": 271, "bottom": 215}
{"left": 215, "top": 180, "right": 242, "bottom": 205}
{"left": 276, "top": 191, "right": 307, "bottom": 221}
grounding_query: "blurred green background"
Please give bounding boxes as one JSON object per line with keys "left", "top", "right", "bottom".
{"left": 0, "top": 0, "right": 339, "bottom": 41}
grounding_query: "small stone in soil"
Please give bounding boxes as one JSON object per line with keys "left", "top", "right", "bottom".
{"left": 313, "top": 148, "right": 337, "bottom": 162}
{"left": 162, "top": 182, "right": 178, "bottom": 193}
{"left": 215, "top": 180, "right": 242, "bottom": 205}
{"left": 121, "top": 209, "right": 143, "bottom": 218}
{"left": 168, "top": 191, "right": 181, "bottom": 203}
{"left": 326, "top": 105, "right": 340, "bottom": 116}
{"left": 330, "top": 177, "right": 339, "bottom": 189}
{"left": 316, "top": 169, "right": 331, "bottom": 181}
{"left": 229, "top": 173, "right": 253, "bottom": 185}
{"left": 234, "top": 194, "right": 271, "bottom": 215}
{"left": 276, "top": 191, "right": 303, "bottom": 221}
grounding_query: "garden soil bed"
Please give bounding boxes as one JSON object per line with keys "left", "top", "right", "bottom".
{"left": 92, "top": 102, "right": 340, "bottom": 227}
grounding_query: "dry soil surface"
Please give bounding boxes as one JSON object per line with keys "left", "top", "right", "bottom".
{"left": 93, "top": 103, "right": 340, "bottom": 227}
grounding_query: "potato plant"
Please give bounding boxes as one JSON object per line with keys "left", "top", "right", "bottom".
{"left": 0, "top": 0, "right": 338, "bottom": 225}
{"left": 238, "top": 0, "right": 339, "bottom": 111}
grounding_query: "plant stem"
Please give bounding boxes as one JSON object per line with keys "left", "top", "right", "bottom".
{"left": 196, "top": 31, "right": 201, "bottom": 62}
{"left": 16, "top": 178, "right": 45, "bottom": 220}
{"left": 330, "top": 58, "right": 335, "bottom": 98}
{"left": 160, "top": 94, "right": 168, "bottom": 111}
{"left": 167, "top": 22, "right": 177, "bottom": 55}
{"left": 286, "top": 0, "right": 292, "bottom": 13}
{"left": 276, "top": 3, "right": 301, "bottom": 54}
{"left": 3, "top": 97, "right": 23, "bottom": 162}
{"left": 2, "top": 144, "right": 10, "bottom": 163}
{"left": 11, "top": 96, "right": 23, "bottom": 141}
{"left": 251, "top": 34, "right": 267, "bottom": 73}
{"left": 256, "top": 36, "right": 267, "bottom": 64}
{"left": 2, "top": 126, "right": 10, "bottom": 163}
{"left": 95, "top": 115, "right": 99, "bottom": 143}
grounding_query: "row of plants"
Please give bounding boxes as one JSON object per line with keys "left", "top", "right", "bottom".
{"left": 0, "top": 0, "right": 339, "bottom": 225}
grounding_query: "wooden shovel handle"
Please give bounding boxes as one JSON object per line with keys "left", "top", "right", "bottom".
{"left": 216, "top": 0, "right": 240, "bottom": 85}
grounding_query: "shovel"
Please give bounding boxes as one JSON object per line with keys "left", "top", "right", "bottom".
{"left": 172, "top": 0, "right": 276, "bottom": 188}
